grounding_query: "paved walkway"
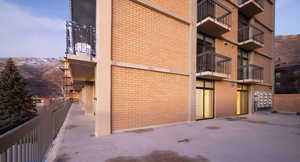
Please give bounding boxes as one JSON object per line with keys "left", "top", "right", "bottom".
{"left": 47, "top": 103, "right": 300, "bottom": 162}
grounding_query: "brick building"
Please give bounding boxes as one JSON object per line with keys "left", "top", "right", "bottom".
{"left": 63, "top": 0, "right": 275, "bottom": 136}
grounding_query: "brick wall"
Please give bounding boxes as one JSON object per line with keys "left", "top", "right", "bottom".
{"left": 111, "top": 0, "right": 190, "bottom": 131}
{"left": 112, "top": 0, "right": 189, "bottom": 72}
{"left": 144, "top": 0, "right": 189, "bottom": 19}
{"left": 215, "top": 81, "right": 237, "bottom": 117}
{"left": 112, "top": 66, "right": 188, "bottom": 130}
{"left": 250, "top": 53, "right": 272, "bottom": 84}
{"left": 273, "top": 94, "right": 300, "bottom": 113}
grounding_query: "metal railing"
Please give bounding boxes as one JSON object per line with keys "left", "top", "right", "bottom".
{"left": 238, "top": 0, "right": 264, "bottom": 8}
{"left": 197, "top": 0, "right": 232, "bottom": 27}
{"left": 0, "top": 101, "right": 72, "bottom": 162}
{"left": 238, "top": 25, "right": 264, "bottom": 44}
{"left": 238, "top": 64, "right": 264, "bottom": 81}
{"left": 66, "top": 21, "right": 96, "bottom": 57}
{"left": 197, "top": 51, "right": 232, "bottom": 75}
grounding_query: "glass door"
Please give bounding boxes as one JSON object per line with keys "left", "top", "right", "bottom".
{"left": 195, "top": 80, "right": 214, "bottom": 120}
{"left": 195, "top": 89, "right": 204, "bottom": 120}
{"left": 236, "top": 84, "right": 249, "bottom": 115}
{"left": 204, "top": 89, "right": 214, "bottom": 118}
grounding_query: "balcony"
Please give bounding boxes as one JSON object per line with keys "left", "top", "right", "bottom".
{"left": 196, "top": 51, "right": 232, "bottom": 80}
{"left": 238, "top": 0, "right": 264, "bottom": 17}
{"left": 238, "top": 64, "right": 264, "bottom": 83}
{"left": 238, "top": 25, "right": 264, "bottom": 50}
{"left": 65, "top": 21, "right": 96, "bottom": 82}
{"left": 66, "top": 21, "right": 96, "bottom": 57}
{"left": 197, "top": 0, "right": 232, "bottom": 37}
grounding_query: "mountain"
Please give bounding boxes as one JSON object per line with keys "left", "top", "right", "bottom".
{"left": 0, "top": 57, "right": 63, "bottom": 97}
{"left": 274, "top": 34, "right": 300, "bottom": 68}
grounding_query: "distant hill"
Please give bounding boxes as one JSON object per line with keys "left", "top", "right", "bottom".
{"left": 274, "top": 35, "right": 300, "bottom": 68}
{"left": 0, "top": 57, "right": 63, "bottom": 97}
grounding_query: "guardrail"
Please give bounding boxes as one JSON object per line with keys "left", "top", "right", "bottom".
{"left": 197, "top": 0, "right": 232, "bottom": 27}
{"left": 197, "top": 51, "right": 232, "bottom": 75}
{"left": 0, "top": 101, "right": 72, "bottom": 162}
{"left": 238, "top": 25, "right": 264, "bottom": 44}
{"left": 238, "top": 64, "right": 264, "bottom": 81}
{"left": 65, "top": 21, "right": 96, "bottom": 57}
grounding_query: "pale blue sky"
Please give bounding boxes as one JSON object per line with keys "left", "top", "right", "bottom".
{"left": 0, "top": 0, "right": 299, "bottom": 58}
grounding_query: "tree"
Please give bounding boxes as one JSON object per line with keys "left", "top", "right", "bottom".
{"left": 0, "top": 58, "right": 37, "bottom": 133}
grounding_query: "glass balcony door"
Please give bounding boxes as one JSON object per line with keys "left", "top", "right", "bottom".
{"left": 238, "top": 49, "right": 249, "bottom": 80}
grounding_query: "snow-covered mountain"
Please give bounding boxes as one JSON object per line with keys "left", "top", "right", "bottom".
{"left": 0, "top": 57, "right": 64, "bottom": 97}
{"left": 0, "top": 57, "right": 60, "bottom": 67}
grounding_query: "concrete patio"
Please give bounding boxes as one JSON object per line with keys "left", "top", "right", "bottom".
{"left": 47, "top": 103, "right": 300, "bottom": 162}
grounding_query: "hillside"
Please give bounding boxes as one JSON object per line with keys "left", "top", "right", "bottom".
{"left": 274, "top": 34, "right": 300, "bottom": 68}
{"left": 0, "top": 57, "right": 63, "bottom": 97}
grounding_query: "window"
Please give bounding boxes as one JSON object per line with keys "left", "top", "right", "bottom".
{"left": 237, "top": 84, "right": 248, "bottom": 91}
{"left": 294, "top": 70, "right": 300, "bottom": 77}
{"left": 275, "top": 72, "right": 281, "bottom": 79}
{"left": 197, "top": 33, "right": 215, "bottom": 53}
{"left": 238, "top": 49, "right": 249, "bottom": 80}
{"left": 196, "top": 80, "right": 214, "bottom": 89}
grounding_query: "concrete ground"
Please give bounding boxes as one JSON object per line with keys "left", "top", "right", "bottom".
{"left": 47, "top": 103, "right": 300, "bottom": 162}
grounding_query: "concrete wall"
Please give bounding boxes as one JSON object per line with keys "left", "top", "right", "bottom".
{"left": 273, "top": 94, "right": 300, "bottom": 113}
{"left": 79, "top": 84, "right": 95, "bottom": 115}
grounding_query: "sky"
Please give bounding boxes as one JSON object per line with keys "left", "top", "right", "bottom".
{"left": 0, "top": 0, "right": 299, "bottom": 58}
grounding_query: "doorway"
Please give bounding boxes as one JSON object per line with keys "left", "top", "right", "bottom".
{"left": 195, "top": 80, "right": 214, "bottom": 120}
{"left": 236, "top": 84, "right": 249, "bottom": 115}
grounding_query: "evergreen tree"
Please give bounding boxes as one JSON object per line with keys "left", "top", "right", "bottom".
{"left": 0, "top": 58, "right": 37, "bottom": 133}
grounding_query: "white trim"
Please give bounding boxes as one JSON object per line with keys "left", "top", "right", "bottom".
{"left": 238, "top": 0, "right": 264, "bottom": 12}
{"left": 239, "top": 39, "right": 264, "bottom": 48}
{"left": 197, "top": 17, "right": 231, "bottom": 31}
{"left": 112, "top": 121, "right": 189, "bottom": 134}
{"left": 222, "top": 79, "right": 272, "bottom": 87}
{"left": 196, "top": 71, "right": 231, "bottom": 80}
{"left": 111, "top": 61, "right": 190, "bottom": 76}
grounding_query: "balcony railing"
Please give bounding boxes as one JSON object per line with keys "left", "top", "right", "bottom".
{"left": 238, "top": 25, "right": 264, "bottom": 44}
{"left": 0, "top": 101, "right": 71, "bottom": 162}
{"left": 66, "top": 21, "right": 96, "bottom": 57}
{"left": 197, "top": 51, "right": 232, "bottom": 75}
{"left": 197, "top": 0, "right": 232, "bottom": 28}
{"left": 238, "top": 64, "right": 264, "bottom": 81}
{"left": 239, "top": 0, "right": 264, "bottom": 9}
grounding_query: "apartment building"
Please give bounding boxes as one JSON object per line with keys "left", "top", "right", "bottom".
{"left": 59, "top": 60, "right": 77, "bottom": 100}
{"left": 63, "top": 0, "right": 274, "bottom": 136}
{"left": 273, "top": 35, "right": 300, "bottom": 113}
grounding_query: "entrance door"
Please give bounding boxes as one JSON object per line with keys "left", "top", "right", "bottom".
{"left": 195, "top": 89, "right": 204, "bottom": 120}
{"left": 195, "top": 80, "right": 214, "bottom": 120}
{"left": 237, "top": 84, "right": 249, "bottom": 115}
